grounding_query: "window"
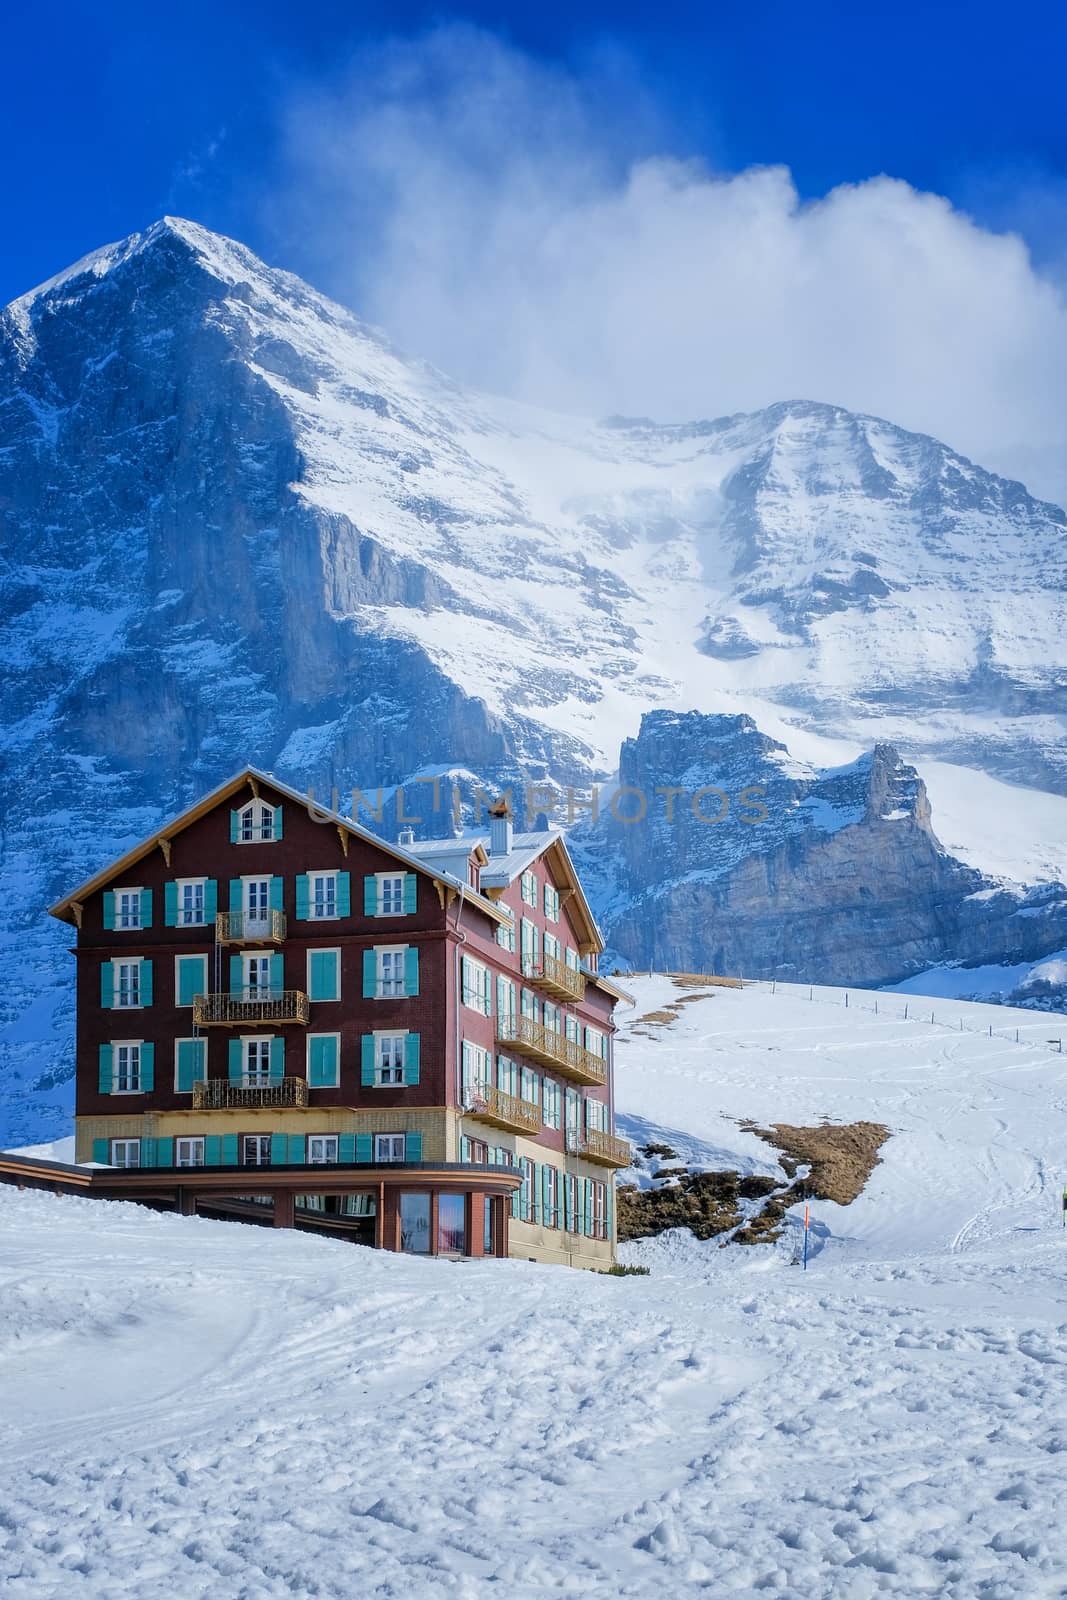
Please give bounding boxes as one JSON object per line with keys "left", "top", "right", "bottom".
{"left": 307, "top": 1034, "right": 340, "bottom": 1088}
{"left": 496, "top": 976, "right": 516, "bottom": 1022}
{"left": 496, "top": 1054, "right": 518, "bottom": 1098}
{"left": 243, "top": 877, "right": 271, "bottom": 928}
{"left": 585, "top": 1097, "right": 608, "bottom": 1134}
{"left": 375, "top": 1133, "right": 406, "bottom": 1163}
{"left": 174, "top": 1037, "right": 207, "bottom": 1092}
{"left": 115, "top": 959, "right": 142, "bottom": 1008}
{"left": 176, "top": 1137, "right": 205, "bottom": 1168}
{"left": 520, "top": 988, "right": 539, "bottom": 1022}
{"left": 520, "top": 918, "right": 538, "bottom": 961}
{"left": 543, "top": 1164, "right": 560, "bottom": 1228}
{"left": 437, "top": 1192, "right": 466, "bottom": 1254}
{"left": 543, "top": 883, "right": 560, "bottom": 922}
{"left": 307, "top": 948, "right": 340, "bottom": 1002}
{"left": 542, "top": 1078, "right": 561, "bottom": 1129}
{"left": 518, "top": 1157, "right": 535, "bottom": 1222}
{"left": 584, "top": 1025, "right": 607, "bottom": 1060}
{"left": 308, "top": 1135, "right": 339, "bottom": 1164}
{"left": 520, "top": 870, "right": 537, "bottom": 907}
{"left": 115, "top": 888, "right": 143, "bottom": 930}
{"left": 565, "top": 946, "right": 580, "bottom": 972}
{"left": 520, "top": 1066, "right": 540, "bottom": 1106}
{"left": 245, "top": 1037, "right": 271, "bottom": 1086}
{"left": 175, "top": 955, "right": 207, "bottom": 1009}
{"left": 468, "top": 860, "right": 480, "bottom": 890}
{"left": 377, "top": 873, "right": 406, "bottom": 915}
{"left": 564, "top": 1173, "right": 579, "bottom": 1234}
{"left": 496, "top": 919, "right": 515, "bottom": 953}
{"left": 310, "top": 871, "right": 338, "bottom": 919}
{"left": 377, "top": 947, "right": 406, "bottom": 997}
{"left": 237, "top": 800, "right": 276, "bottom": 842}
{"left": 400, "top": 1192, "right": 431, "bottom": 1252}
{"left": 114, "top": 1043, "right": 141, "bottom": 1093}
{"left": 111, "top": 1138, "right": 141, "bottom": 1168}
{"left": 462, "top": 1040, "right": 492, "bottom": 1101}
{"left": 543, "top": 1002, "right": 560, "bottom": 1034}
{"left": 243, "top": 954, "right": 273, "bottom": 998}
{"left": 484, "top": 1196, "right": 495, "bottom": 1255}
{"left": 565, "top": 1087, "right": 581, "bottom": 1131}
{"left": 177, "top": 879, "right": 206, "bottom": 926}
{"left": 461, "top": 956, "right": 491, "bottom": 1015}
{"left": 242, "top": 1135, "right": 272, "bottom": 1166}
{"left": 565, "top": 1015, "right": 580, "bottom": 1045}
{"left": 375, "top": 1034, "right": 406, "bottom": 1086}
{"left": 592, "top": 1181, "right": 607, "bottom": 1240}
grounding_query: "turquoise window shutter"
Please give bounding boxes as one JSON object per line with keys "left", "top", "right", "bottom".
{"left": 98, "top": 1043, "right": 113, "bottom": 1094}
{"left": 204, "top": 879, "right": 218, "bottom": 920}
{"left": 92, "top": 1138, "right": 109, "bottom": 1164}
{"left": 563, "top": 1177, "right": 573, "bottom": 1232}
{"left": 102, "top": 891, "right": 116, "bottom": 930}
{"left": 309, "top": 1035, "right": 338, "bottom": 1087}
{"left": 156, "top": 1138, "right": 173, "bottom": 1168}
{"left": 273, "top": 806, "right": 283, "bottom": 840}
{"left": 339, "top": 1132, "right": 355, "bottom": 1164}
{"left": 288, "top": 1135, "right": 305, "bottom": 1164}
{"left": 403, "top": 1034, "right": 420, "bottom": 1085}
{"left": 229, "top": 878, "right": 242, "bottom": 913}
{"left": 403, "top": 874, "right": 417, "bottom": 914}
{"left": 140, "top": 960, "right": 153, "bottom": 1007}
{"left": 100, "top": 961, "right": 114, "bottom": 1008}
{"left": 295, "top": 874, "right": 309, "bottom": 919}
{"left": 177, "top": 957, "right": 203, "bottom": 1008}
{"left": 405, "top": 1132, "right": 422, "bottom": 1162}
{"left": 269, "top": 876, "right": 284, "bottom": 913}
{"left": 140, "top": 1042, "right": 155, "bottom": 1091}
{"left": 404, "top": 947, "right": 419, "bottom": 997}
{"left": 230, "top": 810, "right": 239, "bottom": 843}
{"left": 229, "top": 954, "right": 242, "bottom": 993}
{"left": 606, "top": 1181, "right": 613, "bottom": 1240}
{"left": 228, "top": 1039, "right": 243, "bottom": 1081}
{"left": 461, "top": 1135, "right": 471, "bottom": 1162}
{"left": 269, "top": 952, "right": 284, "bottom": 991}
{"left": 141, "top": 1138, "right": 157, "bottom": 1168}
{"left": 271, "top": 1132, "right": 288, "bottom": 1165}
{"left": 355, "top": 1133, "right": 372, "bottom": 1163}
{"left": 310, "top": 950, "right": 338, "bottom": 1001}
{"left": 362, "top": 949, "right": 377, "bottom": 998}
{"left": 140, "top": 889, "right": 153, "bottom": 928}
{"left": 583, "top": 1179, "right": 592, "bottom": 1236}
{"left": 164, "top": 882, "right": 178, "bottom": 926}
{"left": 541, "top": 1164, "right": 551, "bottom": 1224}
{"left": 363, "top": 875, "right": 377, "bottom": 915}
{"left": 336, "top": 872, "right": 351, "bottom": 916}
{"left": 269, "top": 1037, "right": 285, "bottom": 1081}
{"left": 176, "top": 1039, "right": 198, "bottom": 1092}
{"left": 204, "top": 1134, "right": 221, "bottom": 1166}
{"left": 221, "top": 1134, "right": 238, "bottom": 1166}
{"left": 360, "top": 1035, "right": 375, "bottom": 1085}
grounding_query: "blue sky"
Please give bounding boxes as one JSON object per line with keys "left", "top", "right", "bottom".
{"left": 4, "top": 0, "right": 1066, "bottom": 304}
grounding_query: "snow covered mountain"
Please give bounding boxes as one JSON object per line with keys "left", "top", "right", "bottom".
{"left": 2, "top": 217, "right": 1066, "bottom": 1140}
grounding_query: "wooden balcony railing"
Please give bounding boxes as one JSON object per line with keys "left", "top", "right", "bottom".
{"left": 215, "top": 910, "right": 287, "bottom": 944}
{"left": 192, "top": 990, "right": 310, "bottom": 1026}
{"left": 496, "top": 1014, "right": 607, "bottom": 1085}
{"left": 521, "top": 950, "right": 586, "bottom": 1001}
{"left": 464, "top": 1082, "right": 542, "bottom": 1135}
{"left": 565, "top": 1127, "right": 631, "bottom": 1167}
{"left": 192, "top": 1077, "right": 310, "bottom": 1111}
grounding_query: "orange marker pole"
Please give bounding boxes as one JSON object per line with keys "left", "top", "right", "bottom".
{"left": 803, "top": 1204, "right": 810, "bottom": 1270}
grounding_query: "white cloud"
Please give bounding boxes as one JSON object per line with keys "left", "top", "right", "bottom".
{"left": 273, "top": 26, "right": 1067, "bottom": 505}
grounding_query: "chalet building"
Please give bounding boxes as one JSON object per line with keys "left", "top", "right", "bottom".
{"left": 47, "top": 769, "right": 631, "bottom": 1268}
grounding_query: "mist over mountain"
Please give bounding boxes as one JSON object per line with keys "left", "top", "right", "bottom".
{"left": 2, "top": 217, "right": 1066, "bottom": 1141}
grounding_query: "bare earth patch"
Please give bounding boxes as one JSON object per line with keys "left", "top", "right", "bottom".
{"left": 740, "top": 1119, "right": 891, "bottom": 1206}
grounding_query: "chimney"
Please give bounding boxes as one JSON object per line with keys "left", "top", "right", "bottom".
{"left": 487, "top": 797, "right": 513, "bottom": 858}
{"left": 397, "top": 827, "right": 416, "bottom": 848}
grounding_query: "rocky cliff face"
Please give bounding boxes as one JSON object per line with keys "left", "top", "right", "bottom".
{"left": 2, "top": 219, "right": 1066, "bottom": 1141}
{"left": 574, "top": 712, "right": 1067, "bottom": 986}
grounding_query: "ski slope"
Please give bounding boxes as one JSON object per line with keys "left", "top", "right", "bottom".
{"left": 2, "top": 977, "right": 1066, "bottom": 1598}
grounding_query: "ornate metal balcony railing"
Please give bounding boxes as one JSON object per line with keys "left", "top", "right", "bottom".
{"left": 464, "top": 1082, "right": 543, "bottom": 1135}
{"left": 215, "top": 910, "right": 287, "bottom": 944}
{"left": 192, "top": 1077, "right": 310, "bottom": 1111}
{"left": 192, "top": 990, "right": 310, "bottom": 1026}
{"left": 520, "top": 950, "right": 586, "bottom": 1001}
{"left": 495, "top": 1014, "right": 607, "bottom": 1085}
{"left": 565, "top": 1127, "right": 631, "bottom": 1167}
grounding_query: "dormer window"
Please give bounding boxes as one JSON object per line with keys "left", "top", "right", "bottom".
{"left": 234, "top": 800, "right": 279, "bottom": 843}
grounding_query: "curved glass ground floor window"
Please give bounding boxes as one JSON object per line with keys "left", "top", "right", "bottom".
{"left": 400, "top": 1192, "right": 431, "bottom": 1253}
{"left": 437, "top": 1192, "right": 466, "bottom": 1255}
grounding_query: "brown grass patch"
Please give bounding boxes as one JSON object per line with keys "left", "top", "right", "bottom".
{"left": 668, "top": 973, "right": 743, "bottom": 989}
{"left": 740, "top": 1120, "right": 890, "bottom": 1206}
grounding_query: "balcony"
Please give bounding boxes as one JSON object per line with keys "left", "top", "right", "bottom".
{"left": 192, "top": 990, "right": 310, "bottom": 1026}
{"left": 192, "top": 1077, "right": 310, "bottom": 1111}
{"left": 565, "top": 1127, "right": 631, "bottom": 1168}
{"left": 521, "top": 950, "right": 586, "bottom": 1002}
{"left": 215, "top": 910, "right": 287, "bottom": 944}
{"left": 464, "top": 1083, "right": 542, "bottom": 1136}
{"left": 496, "top": 1014, "right": 606, "bottom": 1086}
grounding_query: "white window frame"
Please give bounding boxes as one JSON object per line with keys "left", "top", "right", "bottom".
{"left": 114, "top": 956, "right": 144, "bottom": 1009}
{"left": 375, "top": 1132, "right": 406, "bottom": 1163}
{"left": 308, "top": 1134, "right": 339, "bottom": 1165}
{"left": 306, "top": 1031, "right": 341, "bottom": 1087}
{"left": 176, "top": 877, "right": 208, "bottom": 927}
{"left": 461, "top": 956, "right": 491, "bottom": 1015}
{"left": 306, "top": 947, "right": 341, "bottom": 1003}
{"left": 542, "top": 1078, "right": 561, "bottom": 1129}
{"left": 375, "top": 871, "right": 406, "bottom": 916}
{"left": 376, "top": 945, "right": 407, "bottom": 998}
{"left": 242, "top": 1133, "right": 272, "bottom": 1165}
{"left": 543, "top": 882, "right": 559, "bottom": 923}
{"left": 520, "top": 1065, "right": 540, "bottom": 1106}
{"left": 110, "top": 1138, "right": 141, "bottom": 1167}
{"left": 242, "top": 952, "right": 274, "bottom": 998}
{"left": 176, "top": 1137, "right": 205, "bottom": 1168}
{"left": 113, "top": 886, "right": 144, "bottom": 930}
{"left": 242, "top": 1035, "right": 272, "bottom": 1087}
{"left": 375, "top": 1031, "right": 407, "bottom": 1086}
{"left": 496, "top": 919, "right": 516, "bottom": 952}
{"left": 173, "top": 953, "right": 208, "bottom": 1009}
{"left": 241, "top": 874, "right": 272, "bottom": 927}
{"left": 112, "top": 1041, "right": 142, "bottom": 1094}
{"left": 237, "top": 800, "right": 275, "bottom": 843}
{"left": 520, "top": 870, "right": 537, "bottom": 907}
{"left": 308, "top": 869, "right": 339, "bottom": 921}
{"left": 462, "top": 1040, "right": 493, "bottom": 1101}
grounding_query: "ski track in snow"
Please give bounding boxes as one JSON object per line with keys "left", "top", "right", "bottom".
{"left": 2, "top": 977, "right": 1067, "bottom": 1598}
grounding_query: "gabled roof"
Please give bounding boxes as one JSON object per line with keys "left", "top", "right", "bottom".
{"left": 48, "top": 766, "right": 511, "bottom": 928}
